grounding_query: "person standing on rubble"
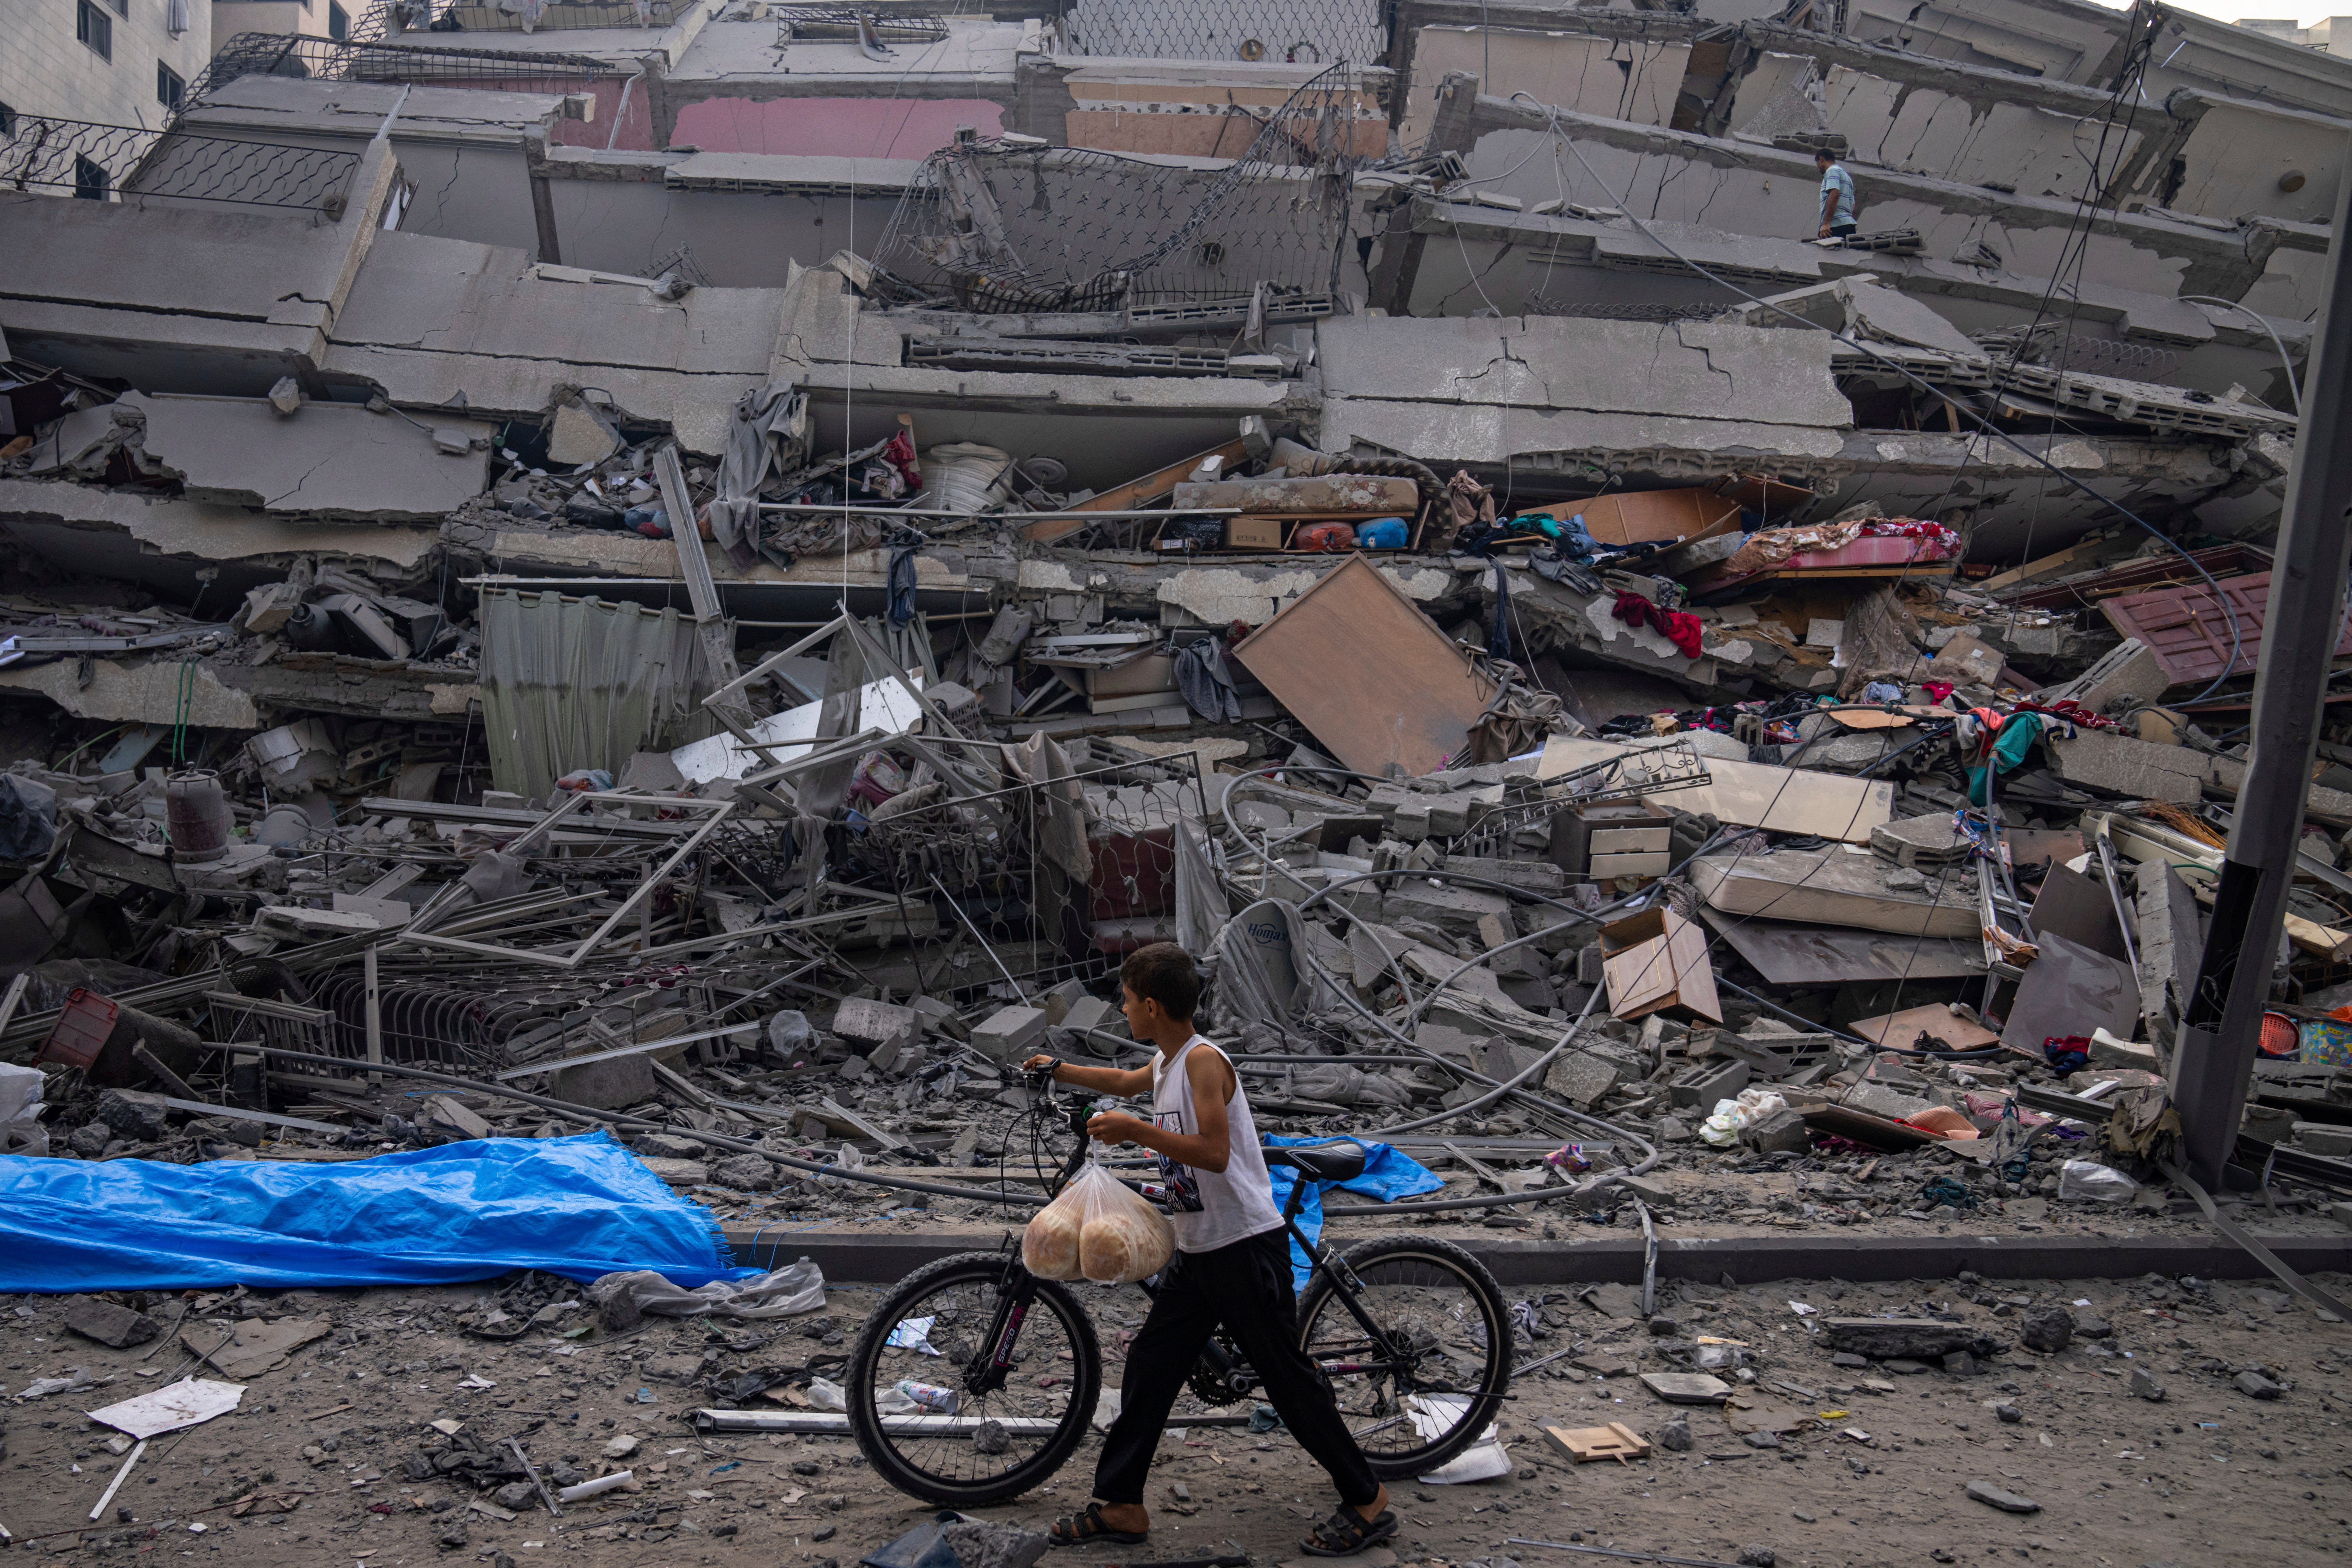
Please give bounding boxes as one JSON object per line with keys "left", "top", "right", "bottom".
{"left": 1021, "top": 942, "right": 1396, "bottom": 1558}
{"left": 1815, "top": 148, "right": 1858, "bottom": 241}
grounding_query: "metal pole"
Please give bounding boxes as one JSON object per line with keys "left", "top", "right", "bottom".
{"left": 2171, "top": 167, "right": 2352, "bottom": 1189}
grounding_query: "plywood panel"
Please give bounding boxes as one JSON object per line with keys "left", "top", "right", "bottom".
{"left": 1536, "top": 738, "right": 1895, "bottom": 844}
{"left": 1232, "top": 556, "right": 1495, "bottom": 777}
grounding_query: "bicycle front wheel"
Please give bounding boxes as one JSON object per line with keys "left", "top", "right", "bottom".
{"left": 846, "top": 1250, "right": 1103, "bottom": 1507}
{"left": 1295, "top": 1236, "right": 1511, "bottom": 1479}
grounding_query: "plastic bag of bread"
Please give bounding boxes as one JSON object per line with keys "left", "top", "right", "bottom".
{"left": 1023, "top": 1163, "right": 1172, "bottom": 1285}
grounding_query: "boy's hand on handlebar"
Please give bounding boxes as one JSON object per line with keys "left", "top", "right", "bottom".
{"left": 1088, "top": 1110, "right": 1150, "bottom": 1148}
{"left": 1021, "top": 1055, "right": 1058, "bottom": 1080}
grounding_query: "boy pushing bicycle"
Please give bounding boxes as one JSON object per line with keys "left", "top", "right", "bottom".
{"left": 1023, "top": 942, "right": 1399, "bottom": 1557}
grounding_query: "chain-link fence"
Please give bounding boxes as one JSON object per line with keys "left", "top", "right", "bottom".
{"left": 1, "top": 113, "right": 361, "bottom": 211}
{"left": 1058, "top": 0, "right": 1384, "bottom": 64}
{"left": 870, "top": 64, "right": 1377, "bottom": 312}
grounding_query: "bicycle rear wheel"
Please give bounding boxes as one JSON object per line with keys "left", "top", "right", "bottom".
{"left": 846, "top": 1251, "right": 1102, "bottom": 1508}
{"left": 1294, "top": 1236, "right": 1511, "bottom": 1479}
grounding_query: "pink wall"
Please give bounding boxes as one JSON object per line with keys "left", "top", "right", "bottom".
{"left": 668, "top": 96, "right": 1003, "bottom": 158}
{"left": 549, "top": 76, "right": 658, "bottom": 151}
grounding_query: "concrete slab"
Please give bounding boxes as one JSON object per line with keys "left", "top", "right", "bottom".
{"left": 125, "top": 393, "right": 494, "bottom": 520}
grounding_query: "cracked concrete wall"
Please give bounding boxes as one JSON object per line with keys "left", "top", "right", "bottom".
{"left": 0, "top": 659, "right": 261, "bottom": 730}
{"left": 126, "top": 393, "right": 495, "bottom": 521}
{"left": 323, "top": 228, "right": 783, "bottom": 452}
{"left": 1318, "top": 312, "right": 1849, "bottom": 427}
{"left": 1731, "top": 54, "right": 2146, "bottom": 207}
{"left": 543, "top": 177, "right": 900, "bottom": 290}
{"left": 1397, "top": 27, "right": 1691, "bottom": 143}
{"left": 2168, "top": 98, "right": 2348, "bottom": 230}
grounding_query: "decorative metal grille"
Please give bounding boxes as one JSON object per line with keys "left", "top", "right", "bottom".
{"left": 0, "top": 114, "right": 362, "bottom": 212}
{"left": 869, "top": 64, "right": 1378, "bottom": 313}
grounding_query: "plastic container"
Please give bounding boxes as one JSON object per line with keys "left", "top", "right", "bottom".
{"left": 256, "top": 801, "right": 312, "bottom": 846}
{"left": 165, "top": 771, "right": 231, "bottom": 863}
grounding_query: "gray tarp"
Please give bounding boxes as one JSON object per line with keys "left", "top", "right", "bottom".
{"left": 1213, "top": 897, "right": 1337, "bottom": 1043}
{"left": 711, "top": 383, "right": 809, "bottom": 568}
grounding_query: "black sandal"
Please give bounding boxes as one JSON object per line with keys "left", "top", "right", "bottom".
{"left": 1300, "top": 1505, "right": 1399, "bottom": 1557}
{"left": 1046, "top": 1503, "right": 1149, "bottom": 1547}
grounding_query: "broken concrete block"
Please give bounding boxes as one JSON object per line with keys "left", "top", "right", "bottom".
{"left": 1822, "top": 1318, "right": 2004, "bottom": 1361}
{"left": 970, "top": 1006, "right": 1048, "bottom": 1064}
{"left": 547, "top": 398, "right": 621, "bottom": 465}
{"left": 1668, "top": 1057, "right": 1748, "bottom": 1109}
{"left": 239, "top": 580, "right": 304, "bottom": 635}
{"left": 2046, "top": 729, "right": 2205, "bottom": 804}
{"left": 550, "top": 1051, "right": 658, "bottom": 1110}
{"left": 1740, "top": 1105, "right": 1812, "bottom": 1155}
{"left": 422, "top": 1094, "right": 493, "bottom": 1141}
{"left": 1039, "top": 979, "right": 1089, "bottom": 1027}
{"left": 64, "top": 1299, "right": 161, "bottom": 1349}
{"left": 1386, "top": 880, "right": 1514, "bottom": 938}
{"left": 1870, "top": 813, "right": 1972, "bottom": 867}
{"left": 909, "top": 995, "right": 967, "bottom": 1041}
{"left": 2041, "top": 637, "right": 2167, "bottom": 716}
{"left": 2296, "top": 1123, "right": 2352, "bottom": 1157}
{"left": 95, "top": 1089, "right": 170, "bottom": 1142}
{"left": 834, "top": 997, "right": 919, "bottom": 1056}
{"left": 637, "top": 1157, "right": 707, "bottom": 1186}
{"left": 1059, "top": 996, "right": 1117, "bottom": 1039}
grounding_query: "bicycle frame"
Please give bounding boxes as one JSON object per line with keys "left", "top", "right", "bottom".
{"left": 953, "top": 1076, "right": 1410, "bottom": 1404}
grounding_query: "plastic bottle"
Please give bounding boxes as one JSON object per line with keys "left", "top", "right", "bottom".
{"left": 895, "top": 1380, "right": 960, "bottom": 1414}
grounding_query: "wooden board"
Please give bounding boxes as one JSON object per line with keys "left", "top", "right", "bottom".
{"left": 1849, "top": 1004, "right": 2001, "bottom": 1052}
{"left": 1535, "top": 738, "right": 1896, "bottom": 845}
{"left": 1542, "top": 1423, "right": 1651, "bottom": 1463}
{"left": 1689, "top": 846, "right": 1981, "bottom": 938}
{"left": 1231, "top": 556, "right": 1496, "bottom": 778}
{"left": 1521, "top": 487, "right": 1742, "bottom": 548}
{"left": 1018, "top": 437, "right": 1250, "bottom": 543}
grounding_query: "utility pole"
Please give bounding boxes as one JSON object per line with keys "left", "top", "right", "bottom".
{"left": 2171, "top": 168, "right": 2352, "bottom": 1188}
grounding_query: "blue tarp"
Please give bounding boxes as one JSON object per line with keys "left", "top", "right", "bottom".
{"left": 1264, "top": 1136, "right": 1444, "bottom": 1289}
{"left": 0, "top": 1131, "right": 755, "bottom": 1293}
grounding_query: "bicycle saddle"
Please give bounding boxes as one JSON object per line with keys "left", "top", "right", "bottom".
{"left": 1265, "top": 1140, "right": 1369, "bottom": 1183}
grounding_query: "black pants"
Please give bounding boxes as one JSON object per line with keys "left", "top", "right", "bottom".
{"left": 1092, "top": 1227, "right": 1380, "bottom": 1509}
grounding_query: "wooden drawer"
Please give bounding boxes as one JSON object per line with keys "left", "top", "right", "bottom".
{"left": 1591, "top": 851, "right": 1671, "bottom": 877}
{"left": 1590, "top": 825, "right": 1671, "bottom": 854}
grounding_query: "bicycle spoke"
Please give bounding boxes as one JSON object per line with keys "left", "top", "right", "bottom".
{"left": 858, "top": 1273, "right": 1089, "bottom": 1494}
{"left": 1300, "top": 1249, "right": 1508, "bottom": 1468}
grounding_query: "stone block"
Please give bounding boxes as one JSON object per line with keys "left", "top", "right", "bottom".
{"left": 2046, "top": 730, "right": 2205, "bottom": 805}
{"left": 550, "top": 1051, "right": 658, "bottom": 1110}
{"left": 95, "top": 1089, "right": 170, "bottom": 1142}
{"left": 64, "top": 1298, "right": 161, "bottom": 1349}
{"left": 1039, "top": 979, "right": 1089, "bottom": 1027}
{"left": 1740, "top": 1105, "right": 1812, "bottom": 1155}
{"left": 2041, "top": 637, "right": 2167, "bottom": 717}
{"left": 970, "top": 1006, "right": 1048, "bottom": 1063}
{"left": 835, "top": 996, "right": 920, "bottom": 1055}
{"left": 2296, "top": 1123, "right": 2352, "bottom": 1158}
{"left": 1669, "top": 1057, "right": 1749, "bottom": 1109}
{"left": 1871, "top": 813, "right": 1972, "bottom": 867}
{"left": 910, "top": 995, "right": 968, "bottom": 1041}
{"left": 1533, "top": 1048, "right": 1628, "bottom": 1110}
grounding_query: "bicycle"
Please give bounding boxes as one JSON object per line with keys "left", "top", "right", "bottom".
{"left": 845, "top": 1066, "right": 1513, "bottom": 1507}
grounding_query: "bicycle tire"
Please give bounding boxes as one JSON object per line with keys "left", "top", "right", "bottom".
{"left": 1294, "top": 1236, "right": 1512, "bottom": 1479}
{"left": 846, "top": 1250, "right": 1103, "bottom": 1508}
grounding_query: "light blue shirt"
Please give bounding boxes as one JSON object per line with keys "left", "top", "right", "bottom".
{"left": 1820, "top": 163, "right": 1856, "bottom": 227}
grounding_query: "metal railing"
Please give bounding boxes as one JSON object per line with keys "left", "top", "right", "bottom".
{"left": 181, "top": 31, "right": 622, "bottom": 121}
{"left": 0, "top": 113, "right": 362, "bottom": 212}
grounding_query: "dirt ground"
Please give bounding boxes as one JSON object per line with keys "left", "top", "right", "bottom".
{"left": 7, "top": 1250, "right": 2352, "bottom": 1568}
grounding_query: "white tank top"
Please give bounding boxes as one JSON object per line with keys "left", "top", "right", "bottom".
{"left": 1150, "top": 1035, "right": 1285, "bottom": 1254}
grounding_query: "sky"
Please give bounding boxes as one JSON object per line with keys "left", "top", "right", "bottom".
{"left": 2092, "top": 0, "right": 2316, "bottom": 24}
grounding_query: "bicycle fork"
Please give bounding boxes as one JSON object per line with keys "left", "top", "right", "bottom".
{"left": 964, "top": 1254, "right": 1044, "bottom": 1399}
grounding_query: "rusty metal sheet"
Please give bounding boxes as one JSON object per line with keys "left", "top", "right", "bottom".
{"left": 1231, "top": 555, "right": 1495, "bottom": 777}
{"left": 1700, "top": 909, "right": 1985, "bottom": 985}
{"left": 2099, "top": 571, "right": 2352, "bottom": 689}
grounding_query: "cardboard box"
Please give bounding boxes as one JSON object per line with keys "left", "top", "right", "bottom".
{"left": 1226, "top": 516, "right": 1286, "bottom": 550}
{"left": 1599, "top": 906, "right": 1721, "bottom": 1023}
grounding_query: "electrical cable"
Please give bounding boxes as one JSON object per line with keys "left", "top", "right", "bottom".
{"left": 2176, "top": 294, "right": 2306, "bottom": 416}
{"left": 1507, "top": 90, "right": 2248, "bottom": 707}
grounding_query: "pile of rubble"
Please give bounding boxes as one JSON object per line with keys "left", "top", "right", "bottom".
{"left": 6, "top": 415, "right": 2352, "bottom": 1247}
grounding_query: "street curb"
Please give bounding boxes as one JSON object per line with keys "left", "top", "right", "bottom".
{"left": 726, "top": 1224, "right": 2352, "bottom": 1285}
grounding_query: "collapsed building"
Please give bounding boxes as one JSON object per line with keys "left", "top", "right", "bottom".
{"left": 3, "top": 0, "right": 2351, "bottom": 1387}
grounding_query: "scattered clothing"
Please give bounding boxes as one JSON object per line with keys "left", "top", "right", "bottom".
{"left": 1610, "top": 591, "right": 1705, "bottom": 659}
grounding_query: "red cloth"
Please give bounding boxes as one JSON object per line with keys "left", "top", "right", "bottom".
{"left": 1921, "top": 680, "right": 1956, "bottom": 702}
{"left": 1611, "top": 591, "right": 1704, "bottom": 659}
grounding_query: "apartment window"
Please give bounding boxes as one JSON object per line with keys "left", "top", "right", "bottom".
{"left": 328, "top": 0, "right": 348, "bottom": 37}
{"left": 157, "top": 60, "right": 184, "bottom": 110}
{"left": 76, "top": 0, "right": 114, "bottom": 59}
{"left": 74, "top": 153, "right": 108, "bottom": 200}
